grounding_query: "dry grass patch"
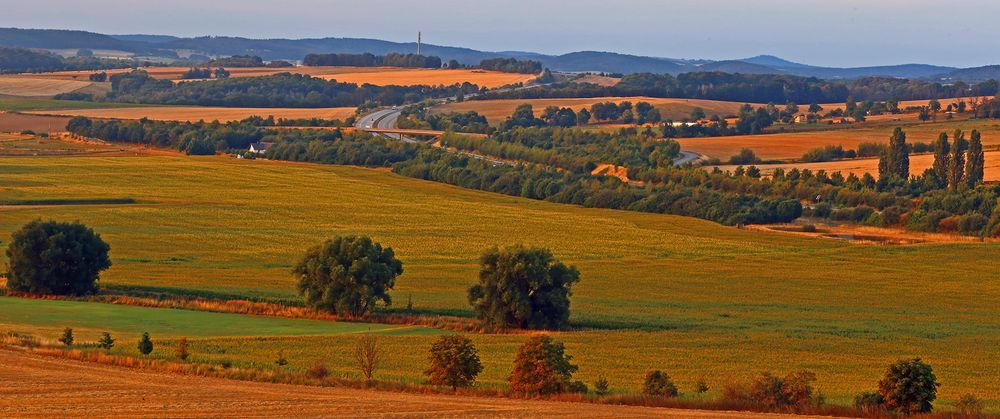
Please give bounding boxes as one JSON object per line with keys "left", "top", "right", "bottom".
{"left": 0, "top": 113, "right": 71, "bottom": 133}
{"left": 25, "top": 106, "right": 357, "bottom": 123}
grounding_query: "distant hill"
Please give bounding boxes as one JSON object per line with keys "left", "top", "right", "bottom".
{"left": 110, "top": 34, "right": 179, "bottom": 44}
{"left": 695, "top": 60, "right": 787, "bottom": 74}
{"left": 0, "top": 27, "right": 993, "bottom": 81}
{"left": 936, "top": 65, "right": 1000, "bottom": 83}
{"left": 538, "top": 51, "right": 685, "bottom": 74}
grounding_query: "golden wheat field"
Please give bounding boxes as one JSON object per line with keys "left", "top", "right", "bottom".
{"left": 24, "top": 106, "right": 358, "bottom": 123}
{"left": 434, "top": 97, "right": 751, "bottom": 123}
{"left": 18, "top": 66, "right": 536, "bottom": 88}
{"left": 0, "top": 77, "right": 95, "bottom": 96}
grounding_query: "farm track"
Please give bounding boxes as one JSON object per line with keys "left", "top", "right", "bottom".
{"left": 0, "top": 349, "right": 810, "bottom": 418}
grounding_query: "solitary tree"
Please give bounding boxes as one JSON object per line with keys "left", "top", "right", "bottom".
{"left": 468, "top": 246, "right": 579, "bottom": 330}
{"left": 877, "top": 358, "right": 938, "bottom": 414}
{"left": 965, "top": 129, "right": 985, "bottom": 187}
{"left": 294, "top": 236, "right": 403, "bottom": 317}
{"left": 931, "top": 132, "right": 950, "bottom": 188}
{"left": 6, "top": 220, "right": 111, "bottom": 295}
{"left": 354, "top": 334, "right": 383, "bottom": 381}
{"left": 643, "top": 370, "right": 679, "bottom": 397}
{"left": 509, "top": 335, "right": 578, "bottom": 395}
{"left": 97, "top": 332, "right": 115, "bottom": 350}
{"left": 59, "top": 327, "right": 74, "bottom": 346}
{"left": 138, "top": 332, "right": 154, "bottom": 355}
{"left": 425, "top": 334, "right": 483, "bottom": 390}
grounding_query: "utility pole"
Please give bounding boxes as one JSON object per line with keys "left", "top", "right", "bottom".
{"left": 417, "top": 31, "right": 421, "bottom": 56}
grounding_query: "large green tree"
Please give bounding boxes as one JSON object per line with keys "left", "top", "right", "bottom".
{"left": 877, "top": 358, "right": 938, "bottom": 414}
{"left": 965, "top": 129, "right": 985, "bottom": 187}
{"left": 294, "top": 235, "right": 403, "bottom": 317}
{"left": 6, "top": 220, "right": 111, "bottom": 295}
{"left": 468, "top": 246, "right": 579, "bottom": 330}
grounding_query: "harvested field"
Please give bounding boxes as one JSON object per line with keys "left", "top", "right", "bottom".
{"left": 572, "top": 74, "right": 622, "bottom": 87}
{"left": 0, "top": 77, "right": 95, "bottom": 96}
{"left": 0, "top": 133, "right": 120, "bottom": 156}
{"left": 435, "top": 97, "right": 750, "bottom": 124}
{"left": 0, "top": 350, "right": 795, "bottom": 418}
{"left": 25, "top": 106, "right": 357, "bottom": 123}
{"left": 20, "top": 66, "right": 535, "bottom": 88}
{"left": 679, "top": 119, "right": 1000, "bottom": 161}
{"left": 0, "top": 113, "right": 71, "bottom": 133}
{"left": 714, "top": 150, "right": 1000, "bottom": 181}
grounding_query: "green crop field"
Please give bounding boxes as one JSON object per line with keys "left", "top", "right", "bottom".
{"left": 1, "top": 154, "right": 999, "bottom": 409}
{"left": 0, "top": 97, "right": 156, "bottom": 112}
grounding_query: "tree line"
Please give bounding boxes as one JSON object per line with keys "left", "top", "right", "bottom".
{"left": 303, "top": 52, "right": 443, "bottom": 69}
{"left": 475, "top": 72, "right": 1000, "bottom": 104}
{"left": 478, "top": 57, "right": 542, "bottom": 74}
{"left": 55, "top": 70, "right": 483, "bottom": 107}
{"left": 0, "top": 46, "right": 136, "bottom": 73}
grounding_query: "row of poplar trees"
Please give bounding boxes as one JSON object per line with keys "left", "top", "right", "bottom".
{"left": 879, "top": 127, "right": 985, "bottom": 189}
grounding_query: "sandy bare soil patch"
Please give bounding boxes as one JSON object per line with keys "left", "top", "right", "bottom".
{"left": 26, "top": 106, "right": 357, "bottom": 123}
{"left": 19, "top": 66, "right": 535, "bottom": 88}
{"left": 0, "top": 77, "right": 94, "bottom": 96}
{"left": 435, "top": 97, "right": 751, "bottom": 123}
{"left": 713, "top": 150, "right": 1000, "bottom": 181}
{"left": 0, "top": 350, "right": 808, "bottom": 418}
{"left": 0, "top": 113, "right": 71, "bottom": 133}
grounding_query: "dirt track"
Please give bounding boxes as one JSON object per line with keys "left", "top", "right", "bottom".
{"left": 0, "top": 350, "right": 817, "bottom": 418}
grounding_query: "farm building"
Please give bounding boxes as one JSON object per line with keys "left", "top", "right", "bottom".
{"left": 248, "top": 142, "right": 273, "bottom": 154}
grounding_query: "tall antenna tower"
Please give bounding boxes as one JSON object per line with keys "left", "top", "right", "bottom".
{"left": 417, "top": 32, "right": 422, "bottom": 55}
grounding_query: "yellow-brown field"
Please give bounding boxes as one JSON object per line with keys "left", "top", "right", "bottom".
{"left": 0, "top": 77, "right": 95, "bottom": 96}
{"left": 714, "top": 150, "right": 1000, "bottom": 181}
{"left": 433, "top": 97, "right": 750, "bottom": 123}
{"left": 678, "top": 119, "right": 1000, "bottom": 161}
{"left": 0, "top": 350, "right": 791, "bottom": 418}
{"left": 18, "top": 66, "right": 535, "bottom": 88}
{"left": 25, "top": 106, "right": 357, "bottom": 123}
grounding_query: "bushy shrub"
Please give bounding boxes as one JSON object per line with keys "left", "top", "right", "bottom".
{"left": 137, "top": 332, "right": 153, "bottom": 355}
{"left": 594, "top": 375, "right": 610, "bottom": 396}
{"left": 306, "top": 360, "right": 329, "bottom": 379}
{"left": 642, "top": 370, "right": 678, "bottom": 397}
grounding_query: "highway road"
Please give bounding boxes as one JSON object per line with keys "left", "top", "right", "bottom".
{"left": 673, "top": 151, "right": 702, "bottom": 166}
{"left": 355, "top": 107, "right": 416, "bottom": 143}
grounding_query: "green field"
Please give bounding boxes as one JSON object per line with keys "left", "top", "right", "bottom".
{"left": 1, "top": 154, "right": 999, "bottom": 408}
{"left": 0, "top": 97, "right": 155, "bottom": 112}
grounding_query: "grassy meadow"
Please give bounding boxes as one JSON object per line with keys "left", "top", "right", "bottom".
{"left": 1, "top": 154, "right": 1000, "bottom": 408}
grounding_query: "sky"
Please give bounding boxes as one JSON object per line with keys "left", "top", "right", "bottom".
{"left": 3, "top": 0, "right": 999, "bottom": 68}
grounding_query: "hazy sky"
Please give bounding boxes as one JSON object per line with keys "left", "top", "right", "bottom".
{"left": 4, "top": 0, "right": 999, "bottom": 68}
